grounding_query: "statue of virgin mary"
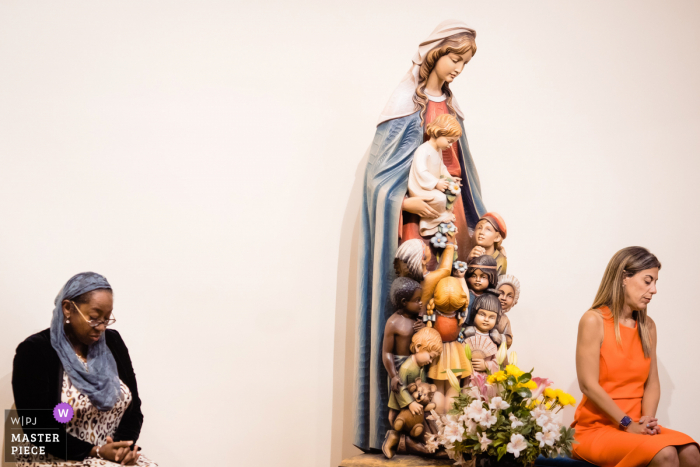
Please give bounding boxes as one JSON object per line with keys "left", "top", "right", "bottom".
{"left": 354, "top": 20, "right": 488, "bottom": 451}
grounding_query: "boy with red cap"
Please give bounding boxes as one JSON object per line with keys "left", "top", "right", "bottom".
{"left": 466, "top": 212, "right": 507, "bottom": 275}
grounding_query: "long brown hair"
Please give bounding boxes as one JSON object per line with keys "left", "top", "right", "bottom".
{"left": 591, "top": 246, "right": 661, "bottom": 357}
{"left": 414, "top": 31, "right": 477, "bottom": 126}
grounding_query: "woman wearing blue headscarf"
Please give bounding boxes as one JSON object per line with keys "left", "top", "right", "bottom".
{"left": 11, "top": 272, "right": 158, "bottom": 466}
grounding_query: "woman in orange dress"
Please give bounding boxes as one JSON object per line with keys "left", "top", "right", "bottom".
{"left": 573, "top": 246, "right": 699, "bottom": 466}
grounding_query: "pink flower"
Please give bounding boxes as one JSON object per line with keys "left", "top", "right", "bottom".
{"left": 531, "top": 377, "right": 553, "bottom": 400}
{"left": 469, "top": 372, "right": 489, "bottom": 398}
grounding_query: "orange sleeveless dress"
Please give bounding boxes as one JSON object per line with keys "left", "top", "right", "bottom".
{"left": 572, "top": 306, "right": 697, "bottom": 466}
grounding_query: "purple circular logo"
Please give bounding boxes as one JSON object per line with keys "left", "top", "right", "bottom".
{"left": 53, "top": 403, "right": 74, "bottom": 423}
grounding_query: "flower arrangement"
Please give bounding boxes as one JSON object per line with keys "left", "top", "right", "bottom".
{"left": 426, "top": 345, "right": 577, "bottom": 466}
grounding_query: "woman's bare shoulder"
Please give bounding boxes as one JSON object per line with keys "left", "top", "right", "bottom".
{"left": 579, "top": 309, "right": 604, "bottom": 330}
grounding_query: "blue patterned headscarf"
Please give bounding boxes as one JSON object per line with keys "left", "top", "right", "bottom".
{"left": 50, "top": 272, "right": 120, "bottom": 411}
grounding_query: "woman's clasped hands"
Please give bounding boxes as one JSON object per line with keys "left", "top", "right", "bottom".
{"left": 99, "top": 436, "right": 140, "bottom": 465}
{"left": 626, "top": 416, "right": 661, "bottom": 435}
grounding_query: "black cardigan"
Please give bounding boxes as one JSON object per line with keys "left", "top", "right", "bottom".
{"left": 11, "top": 328, "right": 143, "bottom": 460}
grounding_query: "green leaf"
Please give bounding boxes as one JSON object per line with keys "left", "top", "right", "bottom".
{"left": 515, "top": 387, "right": 532, "bottom": 399}
{"left": 517, "top": 373, "right": 532, "bottom": 383}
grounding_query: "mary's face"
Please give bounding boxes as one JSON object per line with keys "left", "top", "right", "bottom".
{"left": 433, "top": 50, "right": 474, "bottom": 84}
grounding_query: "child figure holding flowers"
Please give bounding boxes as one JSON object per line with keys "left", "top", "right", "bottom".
{"left": 407, "top": 114, "right": 462, "bottom": 236}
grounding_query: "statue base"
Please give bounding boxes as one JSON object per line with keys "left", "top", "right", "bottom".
{"left": 339, "top": 453, "right": 453, "bottom": 467}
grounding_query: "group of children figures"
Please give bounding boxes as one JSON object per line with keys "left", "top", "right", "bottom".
{"left": 381, "top": 114, "right": 521, "bottom": 458}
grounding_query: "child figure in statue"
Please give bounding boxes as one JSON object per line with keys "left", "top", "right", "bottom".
{"left": 407, "top": 114, "right": 462, "bottom": 236}
{"left": 496, "top": 274, "right": 520, "bottom": 348}
{"left": 427, "top": 276, "right": 471, "bottom": 414}
{"left": 461, "top": 289, "right": 503, "bottom": 375}
{"left": 467, "top": 212, "right": 508, "bottom": 275}
{"left": 394, "top": 239, "right": 429, "bottom": 282}
{"left": 383, "top": 327, "right": 443, "bottom": 459}
{"left": 465, "top": 255, "right": 499, "bottom": 324}
{"left": 395, "top": 235, "right": 457, "bottom": 316}
{"left": 383, "top": 278, "right": 424, "bottom": 398}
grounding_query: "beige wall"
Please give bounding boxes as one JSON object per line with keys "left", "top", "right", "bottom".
{"left": 1, "top": 1, "right": 699, "bottom": 466}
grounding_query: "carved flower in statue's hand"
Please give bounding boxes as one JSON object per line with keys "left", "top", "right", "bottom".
{"left": 430, "top": 233, "right": 448, "bottom": 248}
{"left": 438, "top": 222, "right": 457, "bottom": 235}
{"left": 447, "top": 181, "right": 461, "bottom": 196}
{"left": 453, "top": 261, "right": 467, "bottom": 273}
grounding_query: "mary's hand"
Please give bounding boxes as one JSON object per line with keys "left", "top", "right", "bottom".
{"left": 403, "top": 197, "right": 439, "bottom": 219}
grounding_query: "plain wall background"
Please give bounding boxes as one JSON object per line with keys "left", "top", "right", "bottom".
{"left": 1, "top": 1, "right": 699, "bottom": 466}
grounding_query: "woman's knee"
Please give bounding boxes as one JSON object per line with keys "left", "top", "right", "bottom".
{"left": 678, "top": 444, "right": 700, "bottom": 465}
{"left": 651, "top": 446, "right": 680, "bottom": 466}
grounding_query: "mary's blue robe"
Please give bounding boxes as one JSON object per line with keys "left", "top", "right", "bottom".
{"left": 354, "top": 111, "right": 487, "bottom": 450}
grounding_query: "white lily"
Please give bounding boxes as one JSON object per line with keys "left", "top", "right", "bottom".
{"left": 506, "top": 433, "right": 528, "bottom": 458}
{"left": 478, "top": 432, "right": 492, "bottom": 452}
{"left": 443, "top": 420, "right": 464, "bottom": 443}
{"left": 465, "top": 400, "right": 485, "bottom": 421}
{"left": 509, "top": 413, "right": 524, "bottom": 429}
{"left": 446, "top": 369, "right": 461, "bottom": 393}
{"left": 479, "top": 412, "right": 497, "bottom": 428}
{"left": 509, "top": 351, "right": 518, "bottom": 366}
{"left": 535, "top": 430, "right": 557, "bottom": 448}
{"left": 489, "top": 396, "right": 510, "bottom": 411}
{"left": 496, "top": 340, "right": 508, "bottom": 366}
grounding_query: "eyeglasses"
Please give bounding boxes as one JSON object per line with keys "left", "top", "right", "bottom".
{"left": 71, "top": 301, "right": 117, "bottom": 328}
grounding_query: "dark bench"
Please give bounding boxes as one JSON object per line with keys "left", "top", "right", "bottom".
{"left": 535, "top": 455, "right": 597, "bottom": 466}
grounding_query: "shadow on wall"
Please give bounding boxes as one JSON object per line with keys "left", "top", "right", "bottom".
{"left": 1, "top": 371, "right": 15, "bottom": 467}
{"left": 330, "top": 149, "right": 369, "bottom": 467}
{"left": 656, "top": 359, "right": 673, "bottom": 426}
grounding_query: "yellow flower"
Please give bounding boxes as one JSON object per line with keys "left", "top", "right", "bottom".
{"left": 558, "top": 393, "right": 577, "bottom": 406}
{"left": 488, "top": 371, "right": 507, "bottom": 384}
{"left": 529, "top": 400, "right": 541, "bottom": 409}
{"left": 517, "top": 380, "right": 537, "bottom": 390}
{"left": 556, "top": 391, "right": 570, "bottom": 405}
{"left": 543, "top": 388, "right": 557, "bottom": 399}
{"left": 505, "top": 365, "right": 524, "bottom": 378}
